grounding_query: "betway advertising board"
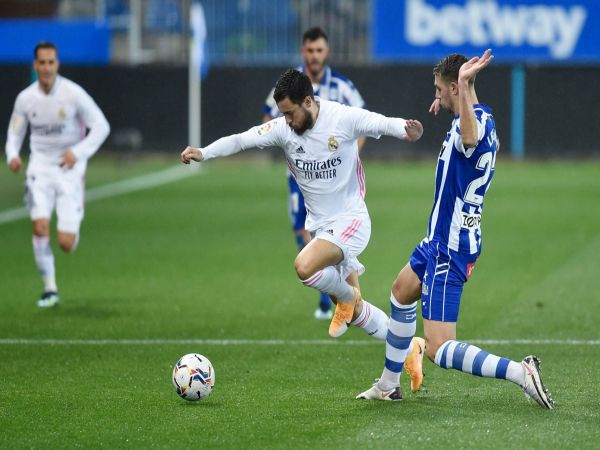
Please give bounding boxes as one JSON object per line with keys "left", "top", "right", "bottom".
{"left": 373, "top": 0, "right": 600, "bottom": 63}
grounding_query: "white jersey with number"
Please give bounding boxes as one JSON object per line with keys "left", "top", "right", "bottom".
{"left": 202, "top": 98, "right": 407, "bottom": 231}
{"left": 5, "top": 75, "right": 110, "bottom": 175}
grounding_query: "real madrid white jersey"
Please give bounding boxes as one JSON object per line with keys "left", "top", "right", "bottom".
{"left": 202, "top": 98, "right": 407, "bottom": 231}
{"left": 5, "top": 75, "right": 110, "bottom": 174}
{"left": 427, "top": 104, "right": 498, "bottom": 254}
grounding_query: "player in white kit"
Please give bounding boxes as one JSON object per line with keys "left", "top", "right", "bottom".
{"left": 5, "top": 42, "right": 110, "bottom": 308}
{"left": 181, "top": 69, "right": 423, "bottom": 342}
{"left": 263, "top": 27, "right": 367, "bottom": 321}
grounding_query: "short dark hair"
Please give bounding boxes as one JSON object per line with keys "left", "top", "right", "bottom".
{"left": 273, "top": 69, "right": 314, "bottom": 105}
{"left": 34, "top": 41, "right": 57, "bottom": 59}
{"left": 433, "top": 54, "right": 469, "bottom": 83}
{"left": 302, "top": 27, "right": 328, "bottom": 44}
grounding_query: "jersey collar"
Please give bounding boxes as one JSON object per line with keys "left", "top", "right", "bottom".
{"left": 38, "top": 75, "right": 62, "bottom": 96}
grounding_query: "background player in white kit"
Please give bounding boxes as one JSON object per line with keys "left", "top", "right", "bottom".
{"left": 181, "top": 69, "right": 423, "bottom": 345}
{"left": 5, "top": 41, "right": 110, "bottom": 308}
{"left": 263, "top": 27, "right": 367, "bottom": 320}
{"left": 357, "top": 50, "right": 555, "bottom": 408}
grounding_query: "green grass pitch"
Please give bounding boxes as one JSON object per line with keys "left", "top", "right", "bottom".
{"left": 0, "top": 156, "right": 599, "bottom": 449}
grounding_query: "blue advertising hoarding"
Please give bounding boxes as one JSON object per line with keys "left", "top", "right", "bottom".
{"left": 373, "top": 0, "right": 600, "bottom": 63}
{"left": 0, "top": 20, "right": 110, "bottom": 65}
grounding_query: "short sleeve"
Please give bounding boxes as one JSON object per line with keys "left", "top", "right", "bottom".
{"left": 456, "top": 109, "right": 487, "bottom": 157}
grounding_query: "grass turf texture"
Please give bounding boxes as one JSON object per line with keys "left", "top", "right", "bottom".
{"left": 1, "top": 157, "right": 599, "bottom": 449}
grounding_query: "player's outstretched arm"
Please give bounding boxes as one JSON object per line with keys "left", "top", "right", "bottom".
{"left": 404, "top": 119, "right": 423, "bottom": 142}
{"left": 458, "top": 49, "right": 493, "bottom": 148}
{"left": 181, "top": 146, "right": 203, "bottom": 164}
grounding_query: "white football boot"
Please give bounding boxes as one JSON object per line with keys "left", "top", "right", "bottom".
{"left": 521, "top": 355, "right": 556, "bottom": 409}
{"left": 356, "top": 381, "right": 403, "bottom": 401}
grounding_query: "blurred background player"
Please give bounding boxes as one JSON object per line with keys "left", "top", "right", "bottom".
{"left": 357, "top": 50, "right": 555, "bottom": 408}
{"left": 262, "top": 27, "right": 366, "bottom": 320}
{"left": 5, "top": 41, "right": 110, "bottom": 308}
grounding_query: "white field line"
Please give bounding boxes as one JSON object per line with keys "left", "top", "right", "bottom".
{"left": 0, "top": 338, "right": 598, "bottom": 346}
{"left": 0, "top": 164, "right": 200, "bottom": 225}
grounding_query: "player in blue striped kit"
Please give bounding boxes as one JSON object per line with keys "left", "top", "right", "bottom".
{"left": 263, "top": 27, "right": 366, "bottom": 320}
{"left": 357, "top": 50, "right": 555, "bottom": 408}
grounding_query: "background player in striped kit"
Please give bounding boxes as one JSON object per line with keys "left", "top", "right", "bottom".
{"left": 357, "top": 50, "right": 555, "bottom": 408}
{"left": 5, "top": 42, "right": 110, "bottom": 308}
{"left": 263, "top": 27, "right": 366, "bottom": 320}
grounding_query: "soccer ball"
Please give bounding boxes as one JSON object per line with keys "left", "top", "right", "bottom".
{"left": 172, "top": 353, "right": 215, "bottom": 401}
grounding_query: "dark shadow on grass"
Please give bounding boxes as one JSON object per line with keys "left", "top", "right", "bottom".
{"left": 177, "top": 400, "right": 224, "bottom": 408}
{"left": 36, "top": 300, "right": 123, "bottom": 319}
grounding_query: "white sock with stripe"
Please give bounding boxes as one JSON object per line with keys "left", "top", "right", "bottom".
{"left": 351, "top": 300, "right": 388, "bottom": 340}
{"left": 434, "top": 340, "right": 525, "bottom": 386}
{"left": 32, "top": 235, "right": 57, "bottom": 293}
{"left": 301, "top": 266, "right": 354, "bottom": 302}
{"left": 377, "top": 293, "right": 417, "bottom": 391}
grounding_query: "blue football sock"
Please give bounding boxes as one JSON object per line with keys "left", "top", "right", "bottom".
{"left": 319, "top": 292, "right": 332, "bottom": 311}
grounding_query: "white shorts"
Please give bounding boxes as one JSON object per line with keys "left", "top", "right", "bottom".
{"left": 24, "top": 169, "right": 85, "bottom": 234}
{"left": 311, "top": 213, "right": 371, "bottom": 280}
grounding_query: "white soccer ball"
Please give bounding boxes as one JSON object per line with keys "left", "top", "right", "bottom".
{"left": 172, "top": 353, "right": 215, "bottom": 401}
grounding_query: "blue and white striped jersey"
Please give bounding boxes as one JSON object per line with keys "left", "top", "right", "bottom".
{"left": 263, "top": 65, "right": 365, "bottom": 118}
{"left": 427, "top": 104, "right": 499, "bottom": 255}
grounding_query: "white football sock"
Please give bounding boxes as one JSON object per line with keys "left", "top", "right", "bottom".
{"left": 32, "top": 235, "right": 57, "bottom": 292}
{"left": 301, "top": 266, "right": 354, "bottom": 301}
{"left": 351, "top": 300, "right": 388, "bottom": 340}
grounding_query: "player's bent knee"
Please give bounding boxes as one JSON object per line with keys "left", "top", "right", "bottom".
{"left": 33, "top": 221, "right": 50, "bottom": 237}
{"left": 391, "top": 273, "right": 421, "bottom": 305}
{"left": 57, "top": 234, "right": 77, "bottom": 253}
{"left": 294, "top": 256, "right": 314, "bottom": 281}
{"left": 424, "top": 336, "right": 452, "bottom": 362}
{"left": 425, "top": 342, "right": 440, "bottom": 362}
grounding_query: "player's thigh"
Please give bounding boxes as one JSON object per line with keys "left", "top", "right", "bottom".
{"left": 294, "top": 237, "right": 344, "bottom": 279}
{"left": 55, "top": 174, "right": 85, "bottom": 235}
{"left": 317, "top": 214, "right": 371, "bottom": 280}
{"left": 420, "top": 244, "right": 470, "bottom": 324}
{"left": 25, "top": 171, "right": 55, "bottom": 225}
{"left": 423, "top": 319, "right": 457, "bottom": 361}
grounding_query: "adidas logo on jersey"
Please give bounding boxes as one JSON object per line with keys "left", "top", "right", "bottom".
{"left": 295, "top": 146, "right": 305, "bottom": 154}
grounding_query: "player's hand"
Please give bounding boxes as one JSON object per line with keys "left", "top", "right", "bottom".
{"left": 404, "top": 119, "right": 423, "bottom": 142}
{"left": 429, "top": 98, "right": 441, "bottom": 116}
{"left": 60, "top": 149, "right": 77, "bottom": 169}
{"left": 8, "top": 156, "right": 22, "bottom": 173}
{"left": 180, "top": 146, "right": 204, "bottom": 164}
{"left": 459, "top": 49, "right": 494, "bottom": 84}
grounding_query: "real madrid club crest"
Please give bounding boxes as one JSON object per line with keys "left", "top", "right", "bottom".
{"left": 328, "top": 136, "right": 339, "bottom": 152}
{"left": 58, "top": 107, "right": 66, "bottom": 120}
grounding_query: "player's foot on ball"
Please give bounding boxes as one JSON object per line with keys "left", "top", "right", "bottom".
{"left": 404, "top": 336, "right": 425, "bottom": 393}
{"left": 37, "top": 291, "right": 60, "bottom": 308}
{"left": 521, "top": 355, "right": 555, "bottom": 409}
{"left": 328, "top": 287, "right": 360, "bottom": 338}
{"left": 314, "top": 308, "right": 333, "bottom": 320}
{"left": 356, "top": 382, "right": 403, "bottom": 401}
